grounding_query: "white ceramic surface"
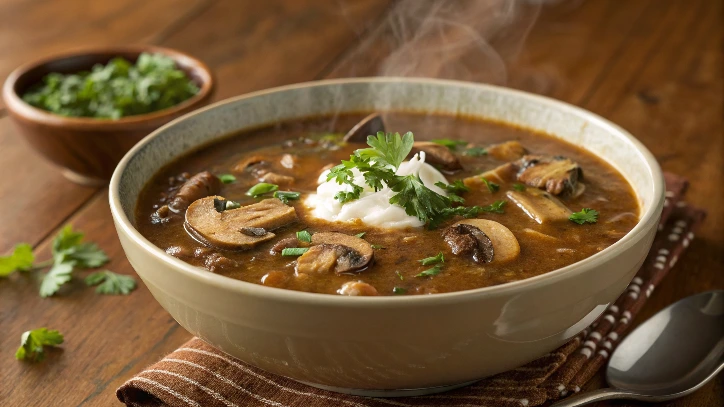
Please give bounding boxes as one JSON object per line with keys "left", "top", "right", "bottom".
{"left": 110, "top": 78, "right": 664, "bottom": 394}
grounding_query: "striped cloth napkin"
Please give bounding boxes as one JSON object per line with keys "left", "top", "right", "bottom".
{"left": 117, "top": 173, "right": 706, "bottom": 407}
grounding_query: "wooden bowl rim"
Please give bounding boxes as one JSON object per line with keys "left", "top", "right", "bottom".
{"left": 2, "top": 45, "right": 214, "bottom": 130}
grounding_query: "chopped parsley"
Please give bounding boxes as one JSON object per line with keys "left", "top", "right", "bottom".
{"left": 480, "top": 177, "right": 500, "bottom": 193}
{"left": 569, "top": 208, "right": 599, "bottom": 224}
{"left": 431, "top": 139, "right": 468, "bottom": 150}
{"left": 418, "top": 252, "right": 445, "bottom": 265}
{"left": 416, "top": 264, "right": 443, "bottom": 277}
{"left": 392, "top": 287, "right": 407, "bottom": 294}
{"left": 296, "top": 230, "right": 312, "bottom": 243}
{"left": 395, "top": 270, "right": 404, "bottom": 280}
{"left": 15, "top": 328, "right": 64, "bottom": 362}
{"left": 435, "top": 180, "right": 470, "bottom": 195}
{"left": 464, "top": 147, "right": 488, "bottom": 156}
{"left": 512, "top": 183, "right": 526, "bottom": 191}
{"left": 480, "top": 200, "right": 507, "bottom": 214}
{"left": 282, "top": 248, "right": 309, "bottom": 256}
{"left": 85, "top": 270, "right": 137, "bottom": 295}
{"left": 355, "top": 232, "right": 366, "bottom": 239}
{"left": 218, "top": 174, "right": 236, "bottom": 184}
{"left": 246, "top": 183, "right": 278, "bottom": 197}
{"left": 274, "top": 190, "right": 300, "bottom": 204}
{"left": 213, "top": 198, "right": 241, "bottom": 212}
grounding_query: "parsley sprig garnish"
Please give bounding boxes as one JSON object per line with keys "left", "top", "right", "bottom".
{"left": 569, "top": 208, "right": 599, "bottom": 224}
{"left": 327, "top": 132, "right": 496, "bottom": 228}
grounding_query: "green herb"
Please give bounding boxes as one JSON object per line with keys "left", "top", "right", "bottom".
{"left": 0, "top": 243, "right": 35, "bottom": 277}
{"left": 39, "top": 226, "right": 110, "bottom": 297}
{"left": 355, "top": 232, "right": 366, "bottom": 239}
{"left": 480, "top": 177, "right": 500, "bottom": 193}
{"left": 327, "top": 131, "right": 487, "bottom": 228}
{"left": 22, "top": 53, "right": 199, "bottom": 119}
{"left": 296, "top": 230, "right": 312, "bottom": 243}
{"left": 464, "top": 147, "right": 488, "bottom": 156}
{"left": 431, "top": 139, "right": 468, "bottom": 150}
{"left": 435, "top": 180, "right": 470, "bottom": 195}
{"left": 246, "top": 183, "right": 278, "bottom": 197}
{"left": 218, "top": 174, "right": 236, "bottom": 184}
{"left": 416, "top": 264, "right": 443, "bottom": 277}
{"left": 316, "top": 133, "right": 345, "bottom": 146}
{"left": 85, "top": 270, "right": 137, "bottom": 295}
{"left": 569, "top": 208, "right": 599, "bottom": 224}
{"left": 213, "top": 198, "right": 241, "bottom": 213}
{"left": 392, "top": 287, "right": 407, "bottom": 294}
{"left": 512, "top": 183, "right": 526, "bottom": 191}
{"left": 371, "top": 244, "right": 386, "bottom": 249}
{"left": 282, "top": 248, "right": 310, "bottom": 256}
{"left": 15, "top": 328, "right": 64, "bottom": 362}
{"left": 273, "top": 190, "right": 300, "bottom": 204}
{"left": 480, "top": 200, "right": 507, "bottom": 214}
{"left": 418, "top": 252, "right": 445, "bottom": 265}
{"left": 395, "top": 271, "right": 404, "bottom": 280}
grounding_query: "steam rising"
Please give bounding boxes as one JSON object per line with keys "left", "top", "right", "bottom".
{"left": 334, "top": 0, "right": 551, "bottom": 85}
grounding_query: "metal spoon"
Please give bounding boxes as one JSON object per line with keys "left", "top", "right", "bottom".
{"left": 551, "top": 290, "right": 724, "bottom": 406}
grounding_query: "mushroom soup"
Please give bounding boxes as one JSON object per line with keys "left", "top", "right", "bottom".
{"left": 135, "top": 112, "right": 639, "bottom": 296}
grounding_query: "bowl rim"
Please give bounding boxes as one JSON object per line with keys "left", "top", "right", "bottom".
{"left": 109, "top": 77, "right": 664, "bottom": 307}
{"left": 1, "top": 45, "right": 214, "bottom": 129}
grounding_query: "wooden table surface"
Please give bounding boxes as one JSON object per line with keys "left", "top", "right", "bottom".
{"left": 1, "top": 0, "right": 721, "bottom": 406}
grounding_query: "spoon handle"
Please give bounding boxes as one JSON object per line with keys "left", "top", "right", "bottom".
{"left": 548, "top": 388, "right": 640, "bottom": 407}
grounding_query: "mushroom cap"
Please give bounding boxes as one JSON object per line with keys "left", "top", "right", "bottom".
{"left": 343, "top": 113, "right": 386, "bottom": 143}
{"left": 411, "top": 142, "right": 463, "bottom": 172}
{"left": 442, "top": 223, "right": 495, "bottom": 263}
{"left": 295, "top": 232, "right": 374, "bottom": 274}
{"left": 453, "top": 219, "right": 520, "bottom": 263}
{"left": 185, "top": 196, "right": 297, "bottom": 250}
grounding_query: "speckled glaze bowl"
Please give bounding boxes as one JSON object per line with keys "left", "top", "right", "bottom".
{"left": 110, "top": 78, "right": 664, "bottom": 396}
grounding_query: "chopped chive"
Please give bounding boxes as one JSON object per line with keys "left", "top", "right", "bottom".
{"left": 246, "top": 183, "right": 278, "bottom": 197}
{"left": 274, "top": 190, "right": 300, "bottom": 204}
{"left": 213, "top": 198, "right": 241, "bottom": 213}
{"left": 281, "top": 248, "right": 309, "bottom": 256}
{"left": 218, "top": 174, "right": 236, "bottom": 184}
{"left": 418, "top": 252, "right": 444, "bottom": 265}
{"left": 392, "top": 287, "right": 407, "bottom": 295}
{"left": 296, "top": 230, "right": 312, "bottom": 243}
{"left": 480, "top": 177, "right": 500, "bottom": 193}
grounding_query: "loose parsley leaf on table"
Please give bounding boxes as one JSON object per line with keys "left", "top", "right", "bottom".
{"left": 0, "top": 243, "right": 35, "bottom": 277}
{"left": 15, "top": 328, "right": 64, "bottom": 362}
{"left": 569, "top": 208, "right": 599, "bottom": 224}
{"left": 85, "top": 270, "right": 137, "bottom": 295}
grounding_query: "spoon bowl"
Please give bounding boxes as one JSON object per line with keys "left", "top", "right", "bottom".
{"left": 552, "top": 290, "right": 724, "bottom": 406}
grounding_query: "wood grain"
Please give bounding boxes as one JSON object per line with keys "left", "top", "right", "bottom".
{"left": 0, "top": 0, "right": 721, "bottom": 406}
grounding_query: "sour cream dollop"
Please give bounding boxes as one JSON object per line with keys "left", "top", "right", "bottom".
{"left": 304, "top": 152, "right": 449, "bottom": 228}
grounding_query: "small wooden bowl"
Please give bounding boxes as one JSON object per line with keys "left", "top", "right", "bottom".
{"left": 2, "top": 46, "right": 214, "bottom": 186}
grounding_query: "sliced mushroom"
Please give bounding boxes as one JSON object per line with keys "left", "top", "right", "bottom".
{"left": 463, "top": 162, "right": 517, "bottom": 187}
{"left": 441, "top": 223, "right": 495, "bottom": 263}
{"left": 259, "top": 172, "right": 295, "bottom": 185}
{"left": 343, "top": 113, "right": 386, "bottom": 143}
{"left": 295, "top": 232, "right": 374, "bottom": 274}
{"left": 337, "top": 281, "right": 378, "bottom": 296}
{"left": 486, "top": 141, "right": 528, "bottom": 161}
{"left": 168, "top": 171, "right": 222, "bottom": 213}
{"left": 233, "top": 155, "right": 267, "bottom": 172}
{"left": 506, "top": 189, "right": 572, "bottom": 224}
{"left": 185, "top": 196, "right": 297, "bottom": 250}
{"left": 452, "top": 219, "right": 520, "bottom": 263}
{"left": 516, "top": 155, "right": 582, "bottom": 195}
{"left": 411, "top": 141, "right": 463, "bottom": 172}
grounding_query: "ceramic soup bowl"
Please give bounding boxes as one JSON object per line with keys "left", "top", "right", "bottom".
{"left": 110, "top": 78, "right": 664, "bottom": 396}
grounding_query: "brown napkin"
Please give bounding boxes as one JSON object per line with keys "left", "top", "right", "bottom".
{"left": 118, "top": 173, "right": 706, "bottom": 407}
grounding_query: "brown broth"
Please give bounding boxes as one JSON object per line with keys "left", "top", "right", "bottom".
{"left": 135, "top": 113, "right": 639, "bottom": 295}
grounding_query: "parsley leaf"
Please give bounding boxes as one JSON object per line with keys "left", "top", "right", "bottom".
{"left": 15, "top": 328, "right": 64, "bottom": 362}
{"left": 431, "top": 139, "right": 467, "bottom": 150}
{"left": 481, "top": 200, "right": 507, "bottom": 214}
{"left": 246, "top": 183, "right": 278, "bottom": 197}
{"left": 85, "top": 270, "right": 137, "bottom": 295}
{"left": 513, "top": 183, "right": 526, "bottom": 191}
{"left": 435, "top": 180, "right": 470, "bottom": 195}
{"left": 274, "top": 191, "right": 300, "bottom": 204}
{"left": 355, "top": 232, "right": 366, "bottom": 239}
{"left": 0, "top": 243, "right": 35, "bottom": 277}
{"left": 389, "top": 174, "right": 450, "bottom": 225}
{"left": 395, "top": 270, "right": 404, "bottom": 280}
{"left": 464, "top": 147, "right": 487, "bottom": 156}
{"left": 418, "top": 252, "right": 445, "bottom": 265}
{"left": 569, "top": 208, "right": 599, "bottom": 224}
{"left": 39, "top": 262, "right": 74, "bottom": 298}
{"left": 358, "top": 131, "right": 414, "bottom": 169}
{"left": 416, "top": 264, "right": 443, "bottom": 277}
{"left": 480, "top": 177, "right": 500, "bottom": 193}
{"left": 218, "top": 174, "right": 236, "bottom": 184}
{"left": 296, "top": 230, "right": 312, "bottom": 243}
